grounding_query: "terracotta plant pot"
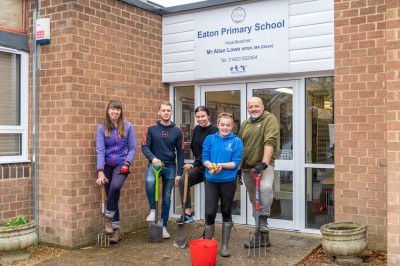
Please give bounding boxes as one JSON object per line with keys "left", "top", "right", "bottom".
{"left": 0, "top": 220, "right": 37, "bottom": 253}
{"left": 320, "top": 222, "right": 368, "bottom": 263}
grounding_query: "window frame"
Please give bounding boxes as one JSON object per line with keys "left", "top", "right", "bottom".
{"left": 0, "top": 46, "right": 29, "bottom": 163}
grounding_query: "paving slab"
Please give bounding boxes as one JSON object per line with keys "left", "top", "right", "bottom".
{"left": 36, "top": 222, "right": 321, "bottom": 266}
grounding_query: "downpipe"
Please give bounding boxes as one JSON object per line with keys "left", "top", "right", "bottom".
{"left": 32, "top": 0, "right": 41, "bottom": 237}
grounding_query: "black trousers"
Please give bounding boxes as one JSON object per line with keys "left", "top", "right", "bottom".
{"left": 204, "top": 179, "right": 237, "bottom": 225}
{"left": 178, "top": 166, "right": 205, "bottom": 210}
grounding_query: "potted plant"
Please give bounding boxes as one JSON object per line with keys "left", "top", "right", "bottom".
{"left": 0, "top": 215, "right": 37, "bottom": 263}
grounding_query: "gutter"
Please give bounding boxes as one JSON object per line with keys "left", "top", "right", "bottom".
{"left": 121, "top": 0, "right": 248, "bottom": 15}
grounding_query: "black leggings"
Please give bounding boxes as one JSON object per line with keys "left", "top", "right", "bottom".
{"left": 204, "top": 179, "right": 237, "bottom": 225}
{"left": 178, "top": 166, "right": 205, "bottom": 210}
{"left": 104, "top": 164, "right": 128, "bottom": 222}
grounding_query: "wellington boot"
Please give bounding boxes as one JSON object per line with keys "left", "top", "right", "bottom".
{"left": 244, "top": 232, "right": 271, "bottom": 248}
{"left": 204, "top": 224, "right": 215, "bottom": 239}
{"left": 259, "top": 215, "right": 269, "bottom": 233}
{"left": 104, "top": 216, "right": 113, "bottom": 235}
{"left": 110, "top": 227, "right": 121, "bottom": 244}
{"left": 220, "top": 222, "right": 233, "bottom": 257}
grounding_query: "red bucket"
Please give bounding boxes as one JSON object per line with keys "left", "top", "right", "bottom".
{"left": 189, "top": 238, "right": 218, "bottom": 266}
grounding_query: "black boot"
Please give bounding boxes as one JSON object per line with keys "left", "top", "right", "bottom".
{"left": 220, "top": 222, "right": 233, "bottom": 257}
{"left": 244, "top": 231, "right": 271, "bottom": 248}
{"left": 259, "top": 215, "right": 269, "bottom": 233}
{"left": 204, "top": 224, "right": 214, "bottom": 239}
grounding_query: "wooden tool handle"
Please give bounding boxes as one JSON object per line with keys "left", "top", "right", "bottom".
{"left": 183, "top": 169, "right": 189, "bottom": 203}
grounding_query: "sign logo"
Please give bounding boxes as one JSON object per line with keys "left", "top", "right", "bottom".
{"left": 231, "top": 7, "right": 246, "bottom": 23}
{"left": 230, "top": 65, "right": 247, "bottom": 73}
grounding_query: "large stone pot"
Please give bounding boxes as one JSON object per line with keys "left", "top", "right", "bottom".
{"left": 0, "top": 220, "right": 37, "bottom": 263}
{"left": 320, "top": 222, "right": 368, "bottom": 263}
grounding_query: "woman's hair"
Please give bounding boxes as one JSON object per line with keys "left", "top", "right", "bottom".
{"left": 194, "top": 106, "right": 210, "bottom": 116}
{"left": 103, "top": 100, "right": 126, "bottom": 138}
{"left": 217, "top": 112, "right": 234, "bottom": 125}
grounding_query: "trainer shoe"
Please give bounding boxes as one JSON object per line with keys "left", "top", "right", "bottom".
{"left": 175, "top": 214, "right": 194, "bottom": 225}
{"left": 172, "top": 240, "right": 186, "bottom": 249}
{"left": 163, "top": 227, "right": 170, "bottom": 239}
{"left": 146, "top": 209, "right": 155, "bottom": 222}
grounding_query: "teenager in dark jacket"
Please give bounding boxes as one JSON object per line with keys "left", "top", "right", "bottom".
{"left": 142, "top": 101, "right": 184, "bottom": 239}
{"left": 96, "top": 100, "right": 136, "bottom": 244}
{"left": 174, "top": 106, "right": 218, "bottom": 225}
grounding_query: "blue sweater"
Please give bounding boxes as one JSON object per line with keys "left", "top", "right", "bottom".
{"left": 142, "top": 121, "right": 185, "bottom": 176}
{"left": 202, "top": 132, "right": 243, "bottom": 182}
{"left": 96, "top": 121, "right": 137, "bottom": 171}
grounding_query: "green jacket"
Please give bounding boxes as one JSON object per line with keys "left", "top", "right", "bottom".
{"left": 238, "top": 111, "right": 279, "bottom": 170}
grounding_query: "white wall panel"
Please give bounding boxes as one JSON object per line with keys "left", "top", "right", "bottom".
{"left": 290, "top": 35, "right": 333, "bottom": 50}
{"left": 164, "top": 51, "right": 194, "bottom": 64}
{"left": 163, "top": 72, "right": 195, "bottom": 83}
{"left": 290, "top": 0, "right": 333, "bottom": 15}
{"left": 290, "top": 10, "right": 333, "bottom": 27}
{"left": 290, "top": 47, "right": 333, "bottom": 61}
{"left": 163, "top": 31, "right": 194, "bottom": 45}
{"left": 290, "top": 58, "right": 333, "bottom": 72}
{"left": 163, "top": 61, "right": 194, "bottom": 73}
{"left": 162, "top": 0, "right": 334, "bottom": 83}
{"left": 163, "top": 41, "right": 194, "bottom": 54}
{"left": 163, "top": 21, "right": 195, "bottom": 35}
{"left": 290, "top": 23, "right": 333, "bottom": 38}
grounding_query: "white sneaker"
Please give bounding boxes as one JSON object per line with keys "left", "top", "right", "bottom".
{"left": 146, "top": 209, "right": 155, "bottom": 222}
{"left": 163, "top": 227, "right": 170, "bottom": 239}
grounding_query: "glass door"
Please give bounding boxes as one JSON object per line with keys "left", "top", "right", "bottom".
{"left": 247, "top": 80, "right": 299, "bottom": 230}
{"left": 200, "top": 84, "right": 247, "bottom": 224}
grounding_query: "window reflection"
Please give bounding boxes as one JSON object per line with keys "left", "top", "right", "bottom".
{"left": 305, "top": 77, "right": 335, "bottom": 229}
{"left": 173, "top": 86, "right": 195, "bottom": 216}
{"left": 306, "top": 168, "right": 334, "bottom": 228}
{"left": 306, "top": 77, "right": 334, "bottom": 164}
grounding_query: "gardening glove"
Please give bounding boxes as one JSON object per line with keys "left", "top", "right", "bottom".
{"left": 236, "top": 170, "right": 243, "bottom": 185}
{"left": 152, "top": 158, "right": 163, "bottom": 167}
{"left": 119, "top": 161, "right": 131, "bottom": 174}
{"left": 252, "top": 162, "right": 268, "bottom": 175}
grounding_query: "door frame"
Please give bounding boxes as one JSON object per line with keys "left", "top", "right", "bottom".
{"left": 199, "top": 83, "right": 248, "bottom": 224}
{"left": 246, "top": 80, "right": 301, "bottom": 230}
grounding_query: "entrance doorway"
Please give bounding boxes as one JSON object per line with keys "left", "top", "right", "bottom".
{"left": 247, "top": 80, "right": 299, "bottom": 230}
{"left": 200, "top": 84, "right": 247, "bottom": 224}
{"left": 200, "top": 81, "right": 299, "bottom": 230}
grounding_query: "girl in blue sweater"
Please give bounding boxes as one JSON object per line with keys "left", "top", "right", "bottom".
{"left": 202, "top": 113, "right": 243, "bottom": 258}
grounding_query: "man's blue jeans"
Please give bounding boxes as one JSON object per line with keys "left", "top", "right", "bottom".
{"left": 145, "top": 163, "right": 176, "bottom": 227}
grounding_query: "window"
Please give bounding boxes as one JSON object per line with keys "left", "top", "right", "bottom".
{"left": 0, "top": 47, "right": 28, "bottom": 163}
{"left": 304, "top": 76, "right": 334, "bottom": 229}
{"left": 0, "top": 0, "right": 26, "bottom": 33}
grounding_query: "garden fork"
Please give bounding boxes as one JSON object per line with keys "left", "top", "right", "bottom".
{"left": 97, "top": 185, "right": 110, "bottom": 248}
{"left": 247, "top": 169, "right": 267, "bottom": 258}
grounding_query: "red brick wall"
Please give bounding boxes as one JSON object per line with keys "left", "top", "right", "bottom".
{"left": 0, "top": 163, "right": 32, "bottom": 222}
{"left": 386, "top": 1, "right": 400, "bottom": 264}
{"left": 27, "top": 0, "right": 164, "bottom": 247}
{"left": 334, "top": 0, "right": 387, "bottom": 251}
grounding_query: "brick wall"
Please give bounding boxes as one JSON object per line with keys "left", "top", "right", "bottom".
{"left": 334, "top": 0, "right": 387, "bottom": 251}
{"left": 27, "top": 0, "right": 164, "bottom": 247}
{"left": 386, "top": 1, "right": 400, "bottom": 264}
{"left": 0, "top": 163, "right": 32, "bottom": 222}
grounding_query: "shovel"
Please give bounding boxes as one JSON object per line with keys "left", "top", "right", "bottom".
{"left": 173, "top": 169, "right": 189, "bottom": 248}
{"left": 97, "top": 185, "right": 110, "bottom": 247}
{"left": 148, "top": 165, "right": 163, "bottom": 243}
